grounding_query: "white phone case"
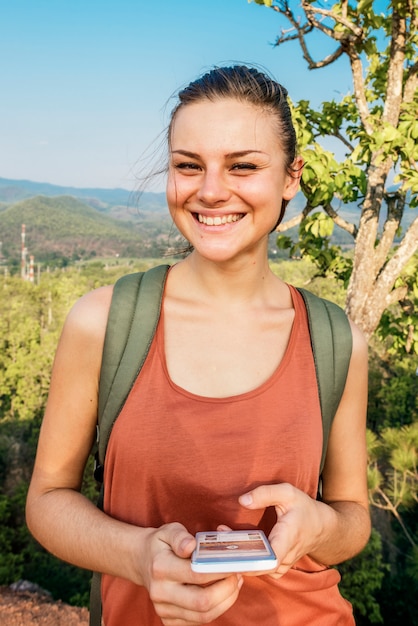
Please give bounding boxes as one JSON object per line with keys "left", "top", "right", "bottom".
{"left": 191, "top": 530, "right": 278, "bottom": 573}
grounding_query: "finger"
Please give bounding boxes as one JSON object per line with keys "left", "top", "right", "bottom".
{"left": 216, "top": 524, "right": 232, "bottom": 532}
{"left": 268, "top": 517, "right": 310, "bottom": 576}
{"left": 266, "top": 565, "right": 293, "bottom": 580}
{"left": 151, "top": 541, "right": 239, "bottom": 588}
{"left": 155, "top": 575, "right": 243, "bottom": 624}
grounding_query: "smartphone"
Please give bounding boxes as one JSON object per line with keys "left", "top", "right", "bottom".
{"left": 191, "top": 530, "right": 278, "bottom": 573}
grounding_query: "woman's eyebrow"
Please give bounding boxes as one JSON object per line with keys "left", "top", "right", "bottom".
{"left": 171, "top": 149, "right": 266, "bottom": 158}
{"left": 171, "top": 149, "right": 199, "bottom": 158}
{"left": 225, "top": 150, "right": 266, "bottom": 158}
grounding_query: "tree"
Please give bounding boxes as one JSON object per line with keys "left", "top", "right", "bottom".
{"left": 368, "top": 423, "right": 418, "bottom": 549}
{"left": 249, "top": 0, "right": 418, "bottom": 344}
{"left": 338, "top": 529, "right": 388, "bottom": 624}
{"left": 367, "top": 421, "right": 418, "bottom": 624}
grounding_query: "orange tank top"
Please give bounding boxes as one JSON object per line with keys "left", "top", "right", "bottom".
{"left": 102, "top": 285, "right": 354, "bottom": 625}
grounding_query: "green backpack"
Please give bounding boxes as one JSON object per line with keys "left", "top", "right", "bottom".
{"left": 89, "top": 263, "right": 352, "bottom": 626}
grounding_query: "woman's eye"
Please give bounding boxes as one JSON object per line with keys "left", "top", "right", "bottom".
{"left": 231, "top": 162, "right": 257, "bottom": 171}
{"left": 174, "top": 162, "right": 201, "bottom": 171}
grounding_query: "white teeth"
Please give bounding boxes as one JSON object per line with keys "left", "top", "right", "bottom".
{"left": 197, "top": 213, "right": 243, "bottom": 225}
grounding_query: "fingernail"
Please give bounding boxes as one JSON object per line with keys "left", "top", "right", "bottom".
{"left": 239, "top": 494, "right": 253, "bottom": 506}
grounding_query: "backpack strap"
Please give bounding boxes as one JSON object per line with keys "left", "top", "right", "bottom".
{"left": 94, "top": 264, "right": 170, "bottom": 481}
{"left": 297, "top": 288, "right": 353, "bottom": 475}
{"left": 89, "top": 264, "right": 170, "bottom": 626}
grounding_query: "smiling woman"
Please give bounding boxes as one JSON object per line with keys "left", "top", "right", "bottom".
{"left": 26, "top": 65, "right": 370, "bottom": 626}
{"left": 167, "top": 96, "right": 301, "bottom": 264}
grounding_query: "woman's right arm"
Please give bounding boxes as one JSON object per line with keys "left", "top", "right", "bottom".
{"left": 26, "top": 285, "right": 148, "bottom": 580}
{"left": 25, "top": 286, "right": 242, "bottom": 624}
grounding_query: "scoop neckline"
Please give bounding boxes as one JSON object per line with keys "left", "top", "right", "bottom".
{"left": 156, "top": 284, "right": 302, "bottom": 403}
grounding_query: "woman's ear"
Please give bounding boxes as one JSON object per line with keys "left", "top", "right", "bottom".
{"left": 283, "top": 156, "right": 304, "bottom": 201}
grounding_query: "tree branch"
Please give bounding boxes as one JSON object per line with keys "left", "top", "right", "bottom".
{"left": 346, "top": 43, "right": 373, "bottom": 134}
{"left": 404, "top": 60, "right": 418, "bottom": 103}
{"left": 272, "top": 4, "right": 345, "bottom": 70}
{"left": 302, "top": 2, "right": 363, "bottom": 41}
{"left": 274, "top": 2, "right": 371, "bottom": 130}
{"left": 405, "top": 324, "right": 416, "bottom": 354}
{"left": 375, "top": 216, "right": 418, "bottom": 297}
{"left": 323, "top": 203, "right": 358, "bottom": 238}
{"left": 374, "top": 193, "right": 406, "bottom": 271}
{"left": 273, "top": 4, "right": 317, "bottom": 68}
{"left": 405, "top": 3, "right": 418, "bottom": 101}
{"left": 370, "top": 486, "right": 416, "bottom": 548}
{"left": 333, "top": 130, "right": 354, "bottom": 153}
{"left": 383, "top": 9, "right": 407, "bottom": 126}
{"left": 276, "top": 203, "right": 312, "bottom": 233}
{"left": 385, "top": 285, "right": 409, "bottom": 308}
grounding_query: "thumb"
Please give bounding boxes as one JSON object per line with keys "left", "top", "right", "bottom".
{"left": 217, "top": 524, "right": 233, "bottom": 532}
{"left": 162, "top": 523, "right": 196, "bottom": 558}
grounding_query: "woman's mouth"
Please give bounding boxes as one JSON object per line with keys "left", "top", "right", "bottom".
{"left": 196, "top": 213, "right": 244, "bottom": 226}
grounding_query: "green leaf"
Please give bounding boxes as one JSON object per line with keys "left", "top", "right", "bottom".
{"left": 357, "top": 0, "right": 374, "bottom": 11}
{"left": 276, "top": 235, "right": 293, "bottom": 250}
{"left": 367, "top": 464, "right": 383, "bottom": 491}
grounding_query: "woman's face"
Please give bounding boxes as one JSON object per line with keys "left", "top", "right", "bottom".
{"left": 166, "top": 98, "right": 302, "bottom": 265}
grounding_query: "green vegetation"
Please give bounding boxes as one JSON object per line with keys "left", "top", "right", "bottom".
{"left": 0, "top": 258, "right": 416, "bottom": 625}
{"left": 0, "top": 195, "right": 176, "bottom": 265}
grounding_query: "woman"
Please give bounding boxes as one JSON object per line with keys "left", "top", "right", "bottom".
{"left": 26, "top": 65, "right": 371, "bottom": 625}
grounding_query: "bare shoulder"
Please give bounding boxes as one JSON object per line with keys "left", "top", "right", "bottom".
{"left": 51, "top": 283, "right": 115, "bottom": 393}
{"left": 348, "top": 318, "right": 368, "bottom": 370}
{"left": 65, "top": 284, "right": 114, "bottom": 340}
{"left": 335, "top": 318, "right": 368, "bottom": 408}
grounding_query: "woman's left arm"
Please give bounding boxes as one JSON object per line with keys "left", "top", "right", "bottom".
{"left": 239, "top": 320, "right": 371, "bottom": 576}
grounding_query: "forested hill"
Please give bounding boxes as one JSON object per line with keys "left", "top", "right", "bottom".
{"left": 0, "top": 195, "right": 173, "bottom": 264}
{"left": 0, "top": 176, "right": 167, "bottom": 217}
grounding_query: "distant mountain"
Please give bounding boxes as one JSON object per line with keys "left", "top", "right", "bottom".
{"left": 0, "top": 195, "right": 172, "bottom": 264}
{"left": 0, "top": 177, "right": 167, "bottom": 218}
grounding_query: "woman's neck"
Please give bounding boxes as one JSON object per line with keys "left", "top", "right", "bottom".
{"left": 169, "top": 252, "right": 289, "bottom": 310}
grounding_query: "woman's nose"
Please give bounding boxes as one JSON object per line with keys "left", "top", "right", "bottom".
{"left": 196, "top": 168, "right": 231, "bottom": 206}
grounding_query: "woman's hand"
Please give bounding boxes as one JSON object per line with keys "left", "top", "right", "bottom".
{"left": 238, "top": 321, "right": 372, "bottom": 577}
{"left": 139, "top": 522, "right": 243, "bottom": 625}
{"left": 238, "top": 483, "right": 333, "bottom": 578}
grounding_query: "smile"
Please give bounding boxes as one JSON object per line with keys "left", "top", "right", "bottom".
{"left": 196, "top": 213, "right": 244, "bottom": 226}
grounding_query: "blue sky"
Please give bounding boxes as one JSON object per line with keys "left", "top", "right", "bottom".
{"left": 0, "top": 0, "right": 353, "bottom": 191}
